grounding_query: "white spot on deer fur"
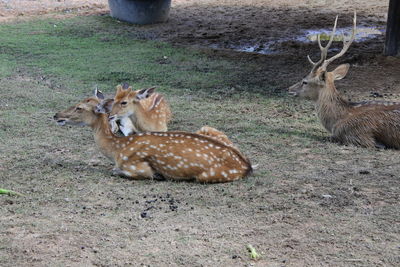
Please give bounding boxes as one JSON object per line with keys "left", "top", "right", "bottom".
{"left": 210, "top": 169, "right": 215, "bottom": 176}
{"left": 130, "top": 165, "right": 136, "bottom": 171}
{"left": 119, "top": 153, "right": 123, "bottom": 158}
{"left": 138, "top": 169, "right": 145, "bottom": 173}
{"left": 229, "top": 169, "right": 238, "bottom": 174}
{"left": 116, "top": 144, "right": 120, "bottom": 148}
{"left": 221, "top": 171, "right": 228, "bottom": 178}
{"left": 122, "top": 156, "right": 128, "bottom": 161}
{"left": 130, "top": 147, "right": 134, "bottom": 151}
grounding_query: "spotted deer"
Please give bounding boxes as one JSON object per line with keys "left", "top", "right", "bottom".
{"left": 109, "top": 84, "right": 172, "bottom": 133}
{"left": 54, "top": 90, "right": 252, "bottom": 182}
{"left": 109, "top": 84, "right": 236, "bottom": 146}
{"left": 288, "top": 12, "right": 400, "bottom": 149}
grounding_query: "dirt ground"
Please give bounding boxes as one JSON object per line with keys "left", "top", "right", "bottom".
{"left": 1, "top": 0, "right": 400, "bottom": 266}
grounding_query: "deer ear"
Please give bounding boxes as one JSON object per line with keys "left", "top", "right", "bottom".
{"left": 94, "top": 88, "right": 105, "bottom": 100}
{"left": 332, "top": 64, "right": 350, "bottom": 80}
{"left": 96, "top": 98, "right": 114, "bottom": 113}
{"left": 116, "top": 84, "right": 123, "bottom": 93}
{"left": 136, "top": 87, "right": 156, "bottom": 100}
{"left": 122, "top": 83, "right": 130, "bottom": 90}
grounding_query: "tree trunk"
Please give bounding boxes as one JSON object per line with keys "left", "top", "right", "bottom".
{"left": 384, "top": 0, "right": 400, "bottom": 56}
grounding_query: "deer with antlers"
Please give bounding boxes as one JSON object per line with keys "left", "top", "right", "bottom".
{"left": 54, "top": 90, "right": 252, "bottom": 182}
{"left": 289, "top": 12, "right": 400, "bottom": 149}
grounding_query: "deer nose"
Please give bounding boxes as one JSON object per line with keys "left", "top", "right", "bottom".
{"left": 53, "top": 114, "right": 58, "bottom": 120}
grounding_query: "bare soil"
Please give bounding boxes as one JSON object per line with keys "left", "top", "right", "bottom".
{"left": 1, "top": 1, "right": 400, "bottom": 267}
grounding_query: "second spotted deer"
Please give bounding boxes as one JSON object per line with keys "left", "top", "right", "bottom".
{"left": 288, "top": 12, "right": 400, "bottom": 149}
{"left": 109, "top": 84, "right": 172, "bottom": 133}
{"left": 109, "top": 84, "right": 237, "bottom": 147}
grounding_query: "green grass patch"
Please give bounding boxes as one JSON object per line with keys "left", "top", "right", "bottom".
{"left": 0, "top": 16, "right": 272, "bottom": 96}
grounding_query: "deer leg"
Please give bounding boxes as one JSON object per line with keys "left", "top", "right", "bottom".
{"left": 112, "top": 167, "right": 132, "bottom": 177}
{"left": 196, "top": 166, "right": 240, "bottom": 183}
{"left": 114, "top": 162, "right": 154, "bottom": 180}
{"left": 339, "top": 134, "right": 377, "bottom": 148}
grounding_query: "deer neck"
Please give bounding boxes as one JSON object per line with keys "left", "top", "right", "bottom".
{"left": 130, "top": 103, "right": 151, "bottom": 132}
{"left": 90, "top": 113, "right": 124, "bottom": 161}
{"left": 316, "top": 81, "right": 350, "bottom": 133}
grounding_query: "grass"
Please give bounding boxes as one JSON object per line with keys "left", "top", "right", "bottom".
{"left": 0, "top": 15, "right": 399, "bottom": 267}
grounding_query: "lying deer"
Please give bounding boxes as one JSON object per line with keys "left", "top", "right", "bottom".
{"left": 108, "top": 84, "right": 172, "bottom": 133}
{"left": 109, "top": 84, "right": 236, "bottom": 147}
{"left": 288, "top": 12, "right": 400, "bottom": 149}
{"left": 54, "top": 90, "right": 252, "bottom": 182}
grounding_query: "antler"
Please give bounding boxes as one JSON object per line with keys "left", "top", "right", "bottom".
{"left": 321, "top": 11, "right": 357, "bottom": 70}
{"left": 308, "top": 12, "right": 357, "bottom": 72}
{"left": 307, "top": 15, "right": 338, "bottom": 72}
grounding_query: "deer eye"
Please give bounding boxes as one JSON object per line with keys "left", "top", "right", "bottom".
{"left": 302, "top": 80, "right": 308, "bottom": 85}
{"left": 75, "top": 107, "right": 82, "bottom": 111}
{"left": 121, "top": 101, "right": 127, "bottom": 106}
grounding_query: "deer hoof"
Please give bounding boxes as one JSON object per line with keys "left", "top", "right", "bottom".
{"left": 152, "top": 173, "right": 166, "bottom": 181}
{"left": 112, "top": 168, "right": 123, "bottom": 176}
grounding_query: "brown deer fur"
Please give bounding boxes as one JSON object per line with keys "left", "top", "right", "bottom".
{"left": 54, "top": 91, "right": 252, "bottom": 182}
{"left": 289, "top": 13, "right": 400, "bottom": 149}
{"left": 196, "top": 126, "right": 234, "bottom": 147}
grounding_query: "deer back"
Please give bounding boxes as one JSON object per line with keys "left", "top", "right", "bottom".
{"left": 115, "top": 131, "right": 252, "bottom": 182}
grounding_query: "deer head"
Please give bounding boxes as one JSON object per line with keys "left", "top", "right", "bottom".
{"left": 109, "top": 84, "right": 156, "bottom": 121}
{"left": 288, "top": 12, "right": 356, "bottom": 100}
{"left": 54, "top": 88, "right": 104, "bottom": 127}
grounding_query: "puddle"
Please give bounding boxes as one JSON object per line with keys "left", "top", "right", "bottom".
{"left": 222, "top": 26, "right": 385, "bottom": 55}
{"left": 299, "top": 26, "right": 384, "bottom": 42}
